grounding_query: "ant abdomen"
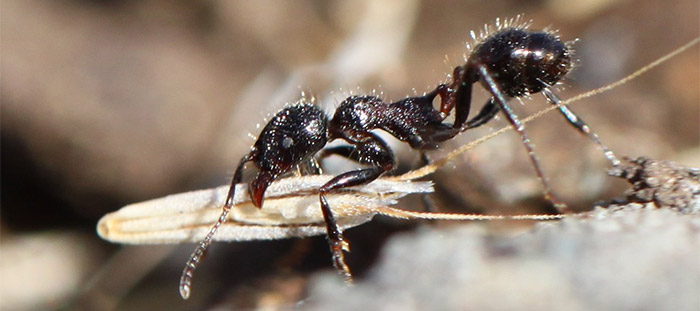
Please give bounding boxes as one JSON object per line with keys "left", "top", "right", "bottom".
{"left": 469, "top": 28, "right": 572, "bottom": 97}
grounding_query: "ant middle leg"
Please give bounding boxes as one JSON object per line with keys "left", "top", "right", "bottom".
{"left": 416, "top": 151, "right": 441, "bottom": 213}
{"left": 464, "top": 98, "right": 500, "bottom": 130}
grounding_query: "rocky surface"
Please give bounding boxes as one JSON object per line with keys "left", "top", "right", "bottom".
{"left": 304, "top": 158, "right": 700, "bottom": 311}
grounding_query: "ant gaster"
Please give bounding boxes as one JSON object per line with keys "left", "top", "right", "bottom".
{"left": 179, "top": 18, "right": 620, "bottom": 299}
{"left": 456, "top": 20, "right": 620, "bottom": 209}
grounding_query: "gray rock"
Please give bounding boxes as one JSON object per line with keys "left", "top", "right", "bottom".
{"left": 305, "top": 157, "right": 700, "bottom": 310}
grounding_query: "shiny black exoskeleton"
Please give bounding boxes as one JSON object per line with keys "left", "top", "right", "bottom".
{"left": 180, "top": 24, "right": 621, "bottom": 299}
{"left": 470, "top": 28, "right": 571, "bottom": 97}
{"left": 179, "top": 84, "right": 469, "bottom": 297}
{"left": 450, "top": 27, "right": 619, "bottom": 209}
{"left": 246, "top": 104, "right": 328, "bottom": 207}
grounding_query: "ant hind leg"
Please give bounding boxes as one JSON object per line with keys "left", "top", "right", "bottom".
{"left": 542, "top": 88, "right": 620, "bottom": 167}
{"left": 476, "top": 64, "right": 570, "bottom": 213}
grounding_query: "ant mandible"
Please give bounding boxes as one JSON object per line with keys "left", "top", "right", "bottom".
{"left": 178, "top": 18, "right": 620, "bottom": 299}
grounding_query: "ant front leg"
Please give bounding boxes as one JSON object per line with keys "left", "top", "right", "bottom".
{"left": 298, "top": 158, "right": 323, "bottom": 175}
{"left": 317, "top": 135, "right": 395, "bottom": 283}
{"left": 475, "top": 64, "right": 569, "bottom": 213}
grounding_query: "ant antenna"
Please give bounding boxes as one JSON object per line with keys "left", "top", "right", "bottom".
{"left": 179, "top": 203, "right": 231, "bottom": 299}
{"left": 179, "top": 156, "right": 251, "bottom": 299}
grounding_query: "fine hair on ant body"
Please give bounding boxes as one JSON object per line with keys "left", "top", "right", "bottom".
{"left": 178, "top": 17, "right": 622, "bottom": 299}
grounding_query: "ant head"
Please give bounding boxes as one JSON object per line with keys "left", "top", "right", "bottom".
{"left": 469, "top": 28, "right": 572, "bottom": 97}
{"left": 254, "top": 102, "right": 328, "bottom": 170}
{"left": 248, "top": 102, "right": 328, "bottom": 206}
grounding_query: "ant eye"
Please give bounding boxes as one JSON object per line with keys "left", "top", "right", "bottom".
{"left": 282, "top": 137, "right": 294, "bottom": 149}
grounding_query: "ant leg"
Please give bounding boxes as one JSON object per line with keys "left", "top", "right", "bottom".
{"left": 419, "top": 151, "right": 431, "bottom": 166}
{"left": 179, "top": 153, "right": 253, "bottom": 299}
{"left": 417, "top": 151, "right": 439, "bottom": 213}
{"left": 428, "top": 66, "right": 475, "bottom": 127}
{"left": 317, "top": 136, "right": 395, "bottom": 283}
{"left": 299, "top": 158, "right": 323, "bottom": 175}
{"left": 464, "top": 98, "right": 500, "bottom": 130}
{"left": 319, "top": 165, "right": 392, "bottom": 283}
{"left": 411, "top": 127, "right": 459, "bottom": 149}
{"left": 318, "top": 145, "right": 356, "bottom": 161}
{"left": 476, "top": 64, "right": 569, "bottom": 213}
{"left": 452, "top": 65, "right": 476, "bottom": 128}
{"left": 542, "top": 88, "right": 620, "bottom": 167}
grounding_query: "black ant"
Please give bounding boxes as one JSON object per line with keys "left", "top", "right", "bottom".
{"left": 178, "top": 19, "right": 620, "bottom": 299}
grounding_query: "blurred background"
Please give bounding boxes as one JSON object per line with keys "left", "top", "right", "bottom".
{"left": 2, "top": 0, "right": 698, "bottom": 310}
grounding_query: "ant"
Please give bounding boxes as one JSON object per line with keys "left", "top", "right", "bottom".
{"left": 178, "top": 18, "right": 620, "bottom": 299}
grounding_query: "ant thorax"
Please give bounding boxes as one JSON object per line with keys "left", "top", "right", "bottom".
{"left": 328, "top": 95, "right": 449, "bottom": 149}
